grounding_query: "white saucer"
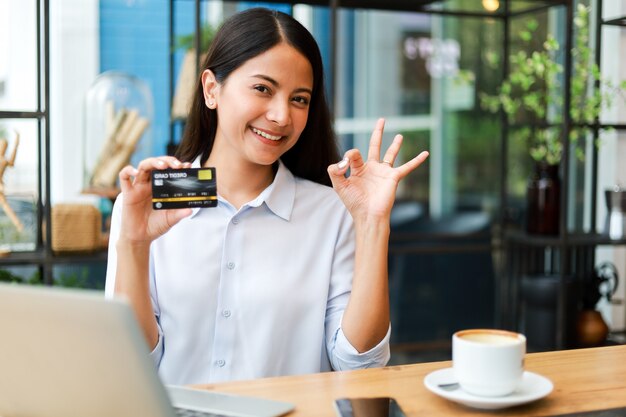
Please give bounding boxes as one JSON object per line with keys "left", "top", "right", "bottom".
{"left": 423, "top": 368, "right": 553, "bottom": 410}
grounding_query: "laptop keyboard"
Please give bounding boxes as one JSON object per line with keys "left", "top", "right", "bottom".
{"left": 174, "top": 406, "right": 230, "bottom": 417}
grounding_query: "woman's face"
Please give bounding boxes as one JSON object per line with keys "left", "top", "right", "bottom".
{"left": 205, "top": 42, "right": 313, "bottom": 168}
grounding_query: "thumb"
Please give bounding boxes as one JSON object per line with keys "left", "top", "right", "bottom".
{"left": 327, "top": 157, "right": 349, "bottom": 190}
{"left": 166, "top": 208, "right": 193, "bottom": 228}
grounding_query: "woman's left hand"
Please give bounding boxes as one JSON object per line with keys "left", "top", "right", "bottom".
{"left": 328, "top": 118, "right": 429, "bottom": 223}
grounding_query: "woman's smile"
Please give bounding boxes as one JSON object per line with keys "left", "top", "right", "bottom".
{"left": 250, "top": 126, "right": 285, "bottom": 143}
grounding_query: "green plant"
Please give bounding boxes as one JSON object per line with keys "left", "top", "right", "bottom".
{"left": 55, "top": 270, "right": 89, "bottom": 288}
{"left": 174, "top": 24, "right": 217, "bottom": 52}
{"left": 0, "top": 269, "right": 43, "bottom": 285}
{"left": 481, "top": 5, "right": 626, "bottom": 165}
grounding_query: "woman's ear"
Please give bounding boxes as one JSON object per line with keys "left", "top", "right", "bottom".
{"left": 201, "top": 69, "right": 219, "bottom": 109}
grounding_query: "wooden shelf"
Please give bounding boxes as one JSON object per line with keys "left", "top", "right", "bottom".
{"left": 504, "top": 229, "right": 626, "bottom": 247}
{"left": 81, "top": 187, "right": 120, "bottom": 201}
{"left": 0, "top": 249, "right": 108, "bottom": 267}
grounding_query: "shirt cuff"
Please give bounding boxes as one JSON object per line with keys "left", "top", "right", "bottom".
{"left": 330, "top": 325, "right": 391, "bottom": 371}
{"left": 149, "top": 325, "right": 164, "bottom": 368}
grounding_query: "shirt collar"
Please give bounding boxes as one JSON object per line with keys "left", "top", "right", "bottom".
{"left": 188, "top": 157, "right": 295, "bottom": 221}
{"left": 260, "top": 159, "right": 295, "bottom": 221}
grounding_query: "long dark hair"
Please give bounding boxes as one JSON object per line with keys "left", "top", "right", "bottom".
{"left": 176, "top": 8, "right": 339, "bottom": 187}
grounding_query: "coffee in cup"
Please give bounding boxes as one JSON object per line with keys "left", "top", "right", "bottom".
{"left": 452, "top": 329, "right": 526, "bottom": 397}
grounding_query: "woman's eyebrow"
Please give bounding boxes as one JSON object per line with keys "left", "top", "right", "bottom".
{"left": 251, "top": 74, "right": 313, "bottom": 95}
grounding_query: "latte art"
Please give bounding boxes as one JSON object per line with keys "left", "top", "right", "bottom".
{"left": 460, "top": 333, "right": 519, "bottom": 345}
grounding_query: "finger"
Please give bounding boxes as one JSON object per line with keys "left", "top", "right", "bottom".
{"left": 135, "top": 157, "right": 185, "bottom": 183}
{"left": 395, "top": 151, "right": 430, "bottom": 179}
{"left": 134, "top": 158, "right": 164, "bottom": 184}
{"left": 366, "top": 118, "right": 385, "bottom": 162}
{"left": 118, "top": 165, "right": 138, "bottom": 193}
{"left": 157, "top": 156, "right": 185, "bottom": 168}
{"left": 328, "top": 151, "right": 353, "bottom": 188}
{"left": 327, "top": 148, "right": 365, "bottom": 188}
{"left": 345, "top": 148, "right": 365, "bottom": 172}
{"left": 381, "top": 134, "right": 403, "bottom": 167}
{"left": 327, "top": 160, "right": 348, "bottom": 191}
{"left": 137, "top": 156, "right": 184, "bottom": 171}
{"left": 331, "top": 156, "right": 350, "bottom": 174}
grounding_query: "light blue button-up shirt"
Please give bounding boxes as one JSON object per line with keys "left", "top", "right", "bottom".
{"left": 105, "top": 159, "right": 390, "bottom": 385}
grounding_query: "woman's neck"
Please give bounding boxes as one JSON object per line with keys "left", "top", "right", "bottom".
{"left": 204, "top": 155, "right": 276, "bottom": 210}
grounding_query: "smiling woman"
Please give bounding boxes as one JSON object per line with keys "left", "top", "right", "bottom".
{"left": 176, "top": 7, "right": 338, "bottom": 188}
{"left": 200, "top": 42, "right": 314, "bottom": 186}
{"left": 104, "top": 7, "right": 428, "bottom": 386}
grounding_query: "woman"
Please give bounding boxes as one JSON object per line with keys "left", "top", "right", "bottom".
{"left": 105, "top": 8, "right": 428, "bottom": 385}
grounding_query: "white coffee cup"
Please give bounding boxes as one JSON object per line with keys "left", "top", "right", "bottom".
{"left": 452, "top": 329, "right": 526, "bottom": 397}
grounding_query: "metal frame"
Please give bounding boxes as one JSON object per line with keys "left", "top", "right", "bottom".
{"left": 0, "top": 0, "right": 109, "bottom": 283}
{"left": 0, "top": 0, "right": 51, "bottom": 283}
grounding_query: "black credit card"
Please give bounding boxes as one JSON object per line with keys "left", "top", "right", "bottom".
{"left": 151, "top": 168, "right": 217, "bottom": 210}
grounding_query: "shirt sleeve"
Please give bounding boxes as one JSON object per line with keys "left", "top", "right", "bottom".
{"left": 324, "top": 207, "right": 391, "bottom": 371}
{"left": 149, "top": 321, "right": 165, "bottom": 366}
{"left": 331, "top": 324, "right": 391, "bottom": 371}
{"left": 104, "top": 195, "right": 165, "bottom": 367}
{"left": 104, "top": 195, "right": 122, "bottom": 299}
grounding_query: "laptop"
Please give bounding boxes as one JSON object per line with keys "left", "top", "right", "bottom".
{"left": 0, "top": 283, "right": 295, "bottom": 417}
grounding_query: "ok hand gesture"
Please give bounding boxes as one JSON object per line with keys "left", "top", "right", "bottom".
{"left": 328, "top": 118, "right": 429, "bottom": 223}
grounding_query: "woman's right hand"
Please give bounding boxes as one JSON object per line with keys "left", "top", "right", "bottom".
{"left": 118, "top": 156, "right": 193, "bottom": 245}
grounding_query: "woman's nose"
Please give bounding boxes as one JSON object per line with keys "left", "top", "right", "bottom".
{"left": 266, "top": 98, "right": 290, "bottom": 126}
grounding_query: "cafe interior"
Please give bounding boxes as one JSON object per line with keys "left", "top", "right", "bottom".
{"left": 1, "top": 0, "right": 626, "bottom": 416}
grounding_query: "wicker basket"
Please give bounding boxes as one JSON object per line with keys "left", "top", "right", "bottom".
{"left": 51, "top": 204, "right": 102, "bottom": 253}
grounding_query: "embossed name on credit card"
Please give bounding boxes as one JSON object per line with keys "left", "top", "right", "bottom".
{"left": 151, "top": 168, "right": 217, "bottom": 210}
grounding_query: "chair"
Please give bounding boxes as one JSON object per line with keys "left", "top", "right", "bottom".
{"left": 388, "top": 205, "right": 496, "bottom": 345}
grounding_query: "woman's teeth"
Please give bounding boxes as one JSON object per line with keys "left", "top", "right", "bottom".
{"left": 252, "top": 127, "right": 282, "bottom": 141}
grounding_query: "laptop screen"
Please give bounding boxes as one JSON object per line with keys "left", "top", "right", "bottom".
{"left": 0, "top": 283, "right": 294, "bottom": 417}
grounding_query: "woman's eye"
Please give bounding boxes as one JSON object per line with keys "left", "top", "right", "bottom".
{"left": 254, "top": 85, "right": 270, "bottom": 94}
{"left": 293, "top": 96, "right": 310, "bottom": 106}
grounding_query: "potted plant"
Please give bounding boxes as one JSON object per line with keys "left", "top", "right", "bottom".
{"left": 481, "top": 5, "right": 626, "bottom": 235}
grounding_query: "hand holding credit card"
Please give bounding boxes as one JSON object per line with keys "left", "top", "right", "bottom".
{"left": 151, "top": 168, "right": 217, "bottom": 210}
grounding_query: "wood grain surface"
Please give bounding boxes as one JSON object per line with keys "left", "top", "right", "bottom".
{"left": 192, "top": 345, "right": 626, "bottom": 416}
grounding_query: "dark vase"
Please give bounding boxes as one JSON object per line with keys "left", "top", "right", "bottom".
{"left": 577, "top": 309, "right": 609, "bottom": 347}
{"left": 526, "top": 162, "right": 560, "bottom": 235}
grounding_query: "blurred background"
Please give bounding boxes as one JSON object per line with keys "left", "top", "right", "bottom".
{"left": 1, "top": 0, "right": 625, "bottom": 362}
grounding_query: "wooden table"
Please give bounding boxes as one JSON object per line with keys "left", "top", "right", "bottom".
{"left": 195, "top": 345, "right": 626, "bottom": 416}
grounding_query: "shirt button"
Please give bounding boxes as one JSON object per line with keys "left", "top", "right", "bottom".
{"left": 216, "top": 359, "right": 225, "bottom": 367}
{"left": 232, "top": 217, "right": 239, "bottom": 225}
{"left": 227, "top": 262, "right": 235, "bottom": 270}
{"left": 222, "top": 310, "right": 231, "bottom": 318}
